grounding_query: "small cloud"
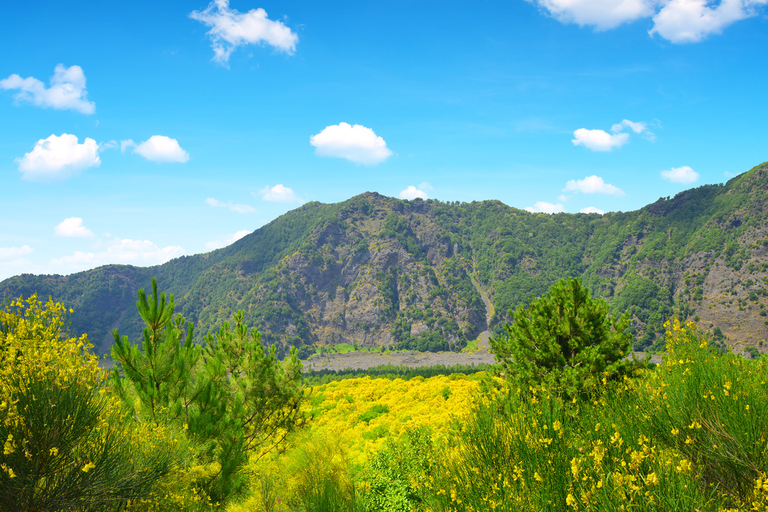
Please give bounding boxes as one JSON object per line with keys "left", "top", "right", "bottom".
{"left": 50, "top": 237, "right": 185, "bottom": 274}
{"left": 526, "top": 0, "right": 656, "bottom": 30}
{"left": 0, "top": 245, "right": 35, "bottom": 280}
{"left": 205, "top": 229, "right": 251, "bottom": 250}
{"left": 133, "top": 135, "right": 189, "bottom": 163}
{"left": 0, "top": 245, "right": 33, "bottom": 260}
{"left": 205, "top": 197, "right": 255, "bottom": 213}
{"left": 650, "top": 0, "right": 764, "bottom": 43}
{"left": 573, "top": 119, "right": 655, "bottom": 151}
{"left": 0, "top": 64, "right": 95, "bottom": 114}
{"left": 190, "top": 0, "right": 298, "bottom": 66}
{"left": 259, "top": 184, "right": 301, "bottom": 203}
{"left": 572, "top": 128, "right": 629, "bottom": 152}
{"left": 564, "top": 175, "right": 625, "bottom": 196}
{"left": 580, "top": 206, "right": 605, "bottom": 214}
{"left": 525, "top": 201, "right": 565, "bottom": 214}
{"left": 100, "top": 140, "right": 118, "bottom": 150}
{"left": 661, "top": 165, "right": 700, "bottom": 184}
{"left": 310, "top": 122, "right": 393, "bottom": 165}
{"left": 400, "top": 182, "right": 431, "bottom": 200}
{"left": 558, "top": 194, "right": 571, "bottom": 203}
{"left": 16, "top": 133, "right": 100, "bottom": 182}
{"left": 120, "top": 139, "right": 136, "bottom": 152}
{"left": 54, "top": 217, "right": 95, "bottom": 238}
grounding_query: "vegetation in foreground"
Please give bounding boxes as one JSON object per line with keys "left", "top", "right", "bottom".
{"left": 1, "top": 277, "right": 767, "bottom": 511}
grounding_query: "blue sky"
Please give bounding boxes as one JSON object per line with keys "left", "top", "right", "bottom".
{"left": 1, "top": 0, "right": 767, "bottom": 280}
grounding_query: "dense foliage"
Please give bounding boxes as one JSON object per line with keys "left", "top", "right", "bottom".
{"left": 3, "top": 284, "right": 768, "bottom": 511}
{"left": 229, "top": 321, "right": 768, "bottom": 512}
{"left": 490, "top": 278, "right": 633, "bottom": 398}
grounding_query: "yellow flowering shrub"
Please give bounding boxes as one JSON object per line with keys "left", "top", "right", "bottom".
{"left": 0, "top": 295, "right": 179, "bottom": 511}
{"left": 230, "top": 373, "right": 483, "bottom": 511}
{"left": 427, "top": 319, "right": 768, "bottom": 511}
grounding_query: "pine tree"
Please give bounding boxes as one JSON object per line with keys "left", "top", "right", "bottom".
{"left": 490, "top": 278, "right": 633, "bottom": 399}
{"left": 111, "top": 278, "right": 306, "bottom": 504}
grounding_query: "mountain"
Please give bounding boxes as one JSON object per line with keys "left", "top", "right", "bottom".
{"left": 3, "top": 162, "right": 768, "bottom": 358}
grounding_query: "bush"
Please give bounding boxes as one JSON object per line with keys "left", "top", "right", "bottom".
{"left": 490, "top": 278, "right": 633, "bottom": 399}
{"left": 0, "top": 295, "right": 175, "bottom": 511}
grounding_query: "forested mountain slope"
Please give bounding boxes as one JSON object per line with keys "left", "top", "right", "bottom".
{"left": 3, "top": 162, "right": 768, "bottom": 357}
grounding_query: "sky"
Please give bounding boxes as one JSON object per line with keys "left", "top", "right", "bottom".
{"left": 1, "top": 0, "right": 767, "bottom": 281}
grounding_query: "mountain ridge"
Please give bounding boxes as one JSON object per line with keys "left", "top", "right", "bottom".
{"left": 3, "top": 161, "right": 768, "bottom": 357}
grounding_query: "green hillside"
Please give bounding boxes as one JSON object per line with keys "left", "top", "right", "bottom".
{"left": 3, "top": 161, "right": 768, "bottom": 357}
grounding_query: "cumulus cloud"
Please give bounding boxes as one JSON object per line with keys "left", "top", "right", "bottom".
{"left": 580, "top": 206, "right": 606, "bottom": 214}
{"left": 204, "top": 229, "right": 251, "bottom": 250}
{"left": 400, "top": 182, "right": 432, "bottom": 200}
{"left": 49, "top": 238, "right": 185, "bottom": 275}
{"left": 572, "top": 128, "right": 630, "bottom": 152}
{"left": 132, "top": 136, "right": 189, "bottom": 163}
{"left": 651, "top": 0, "right": 767, "bottom": 43}
{"left": 0, "top": 64, "right": 95, "bottom": 114}
{"left": 527, "top": 0, "right": 767, "bottom": 43}
{"left": 190, "top": 0, "right": 298, "bottom": 65}
{"left": 54, "top": 217, "right": 95, "bottom": 238}
{"left": 661, "top": 165, "right": 700, "bottom": 184}
{"left": 525, "top": 202, "right": 565, "bottom": 214}
{"left": 16, "top": 133, "right": 100, "bottom": 182}
{"left": 572, "top": 119, "right": 654, "bottom": 151}
{"left": 528, "top": 0, "right": 657, "bottom": 30}
{"left": 259, "top": 184, "right": 302, "bottom": 202}
{"left": 310, "top": 123, "right": 393, "bottom": 166}
{"left": 205, "top": 197, "right": 255, "bottom": 213}
{"left": 564, "top": 175, "right": 625, "bottom": 195}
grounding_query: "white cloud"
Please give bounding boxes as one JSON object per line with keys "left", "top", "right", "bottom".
{"left": 259, "top": 184, "right": 302, "bottom": 202}
{"left": 205, "top": 197, "right": 256, "bottom": 213}
{"left": 190, "top": 0, "right": 298, "bottom": 65}
{"left": 0, "top": 64, "right": 95, "bottom": 114}
{"left": 611, "top": 119, "right": 646, "bottom": 134}
{"left": 651, "top": 0, "right": 767, "bottom": 43}
{"left": 0, "top": 245, "right": 33, "bottom": 260}
{"left": 400, "top": 186, "right": 428, "bottom": 200}
{"left": 580, "top": 206, "right": 606, "bottom": 214}
{"left": 16, "top": 133, "right": 100, "bottom": 182}
{"left": 49, "top": 238, "right": 185, "bottom": 274}
{"left": 54, "top": 217, "right": 95, "bottom": 238}
{"left": 133, "top": 136, "right": 189, "bottom": 163}
{"left": 661, "top": 165, "right": 700, "bottom": 184}
{"left": 572, "top": 119, "right": 654, "bottom": 151}
{"left": 527, "top": 0, "right": 657, "bottom": 30}
{"left": 310, "top": 122, "right": 393, "bottom": 165}
{"left": 525, "top": 202, "right": 565, "bottom": 214}
{"left": 100, "top": 140, "right": 118, "bottom": 150}
{"left": 572, "top": 128, "right": 630, "bottom": 152}
{"left": 399, "top": 182, "right": 432, "bottom": 200}
{"left": 0, "top": 245, "right": 36, "bottom": 281}
{"left": 564, "top": 175, "right": 625, "bottom": 195}
{"left": 120, "top": 139, "right": 136, "bottom": 152}
{"left": 204, "top": 229, "right": 251, "bottom": 250}
{"left": 527, "top": 0, "right": 767, "bottom": 43}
